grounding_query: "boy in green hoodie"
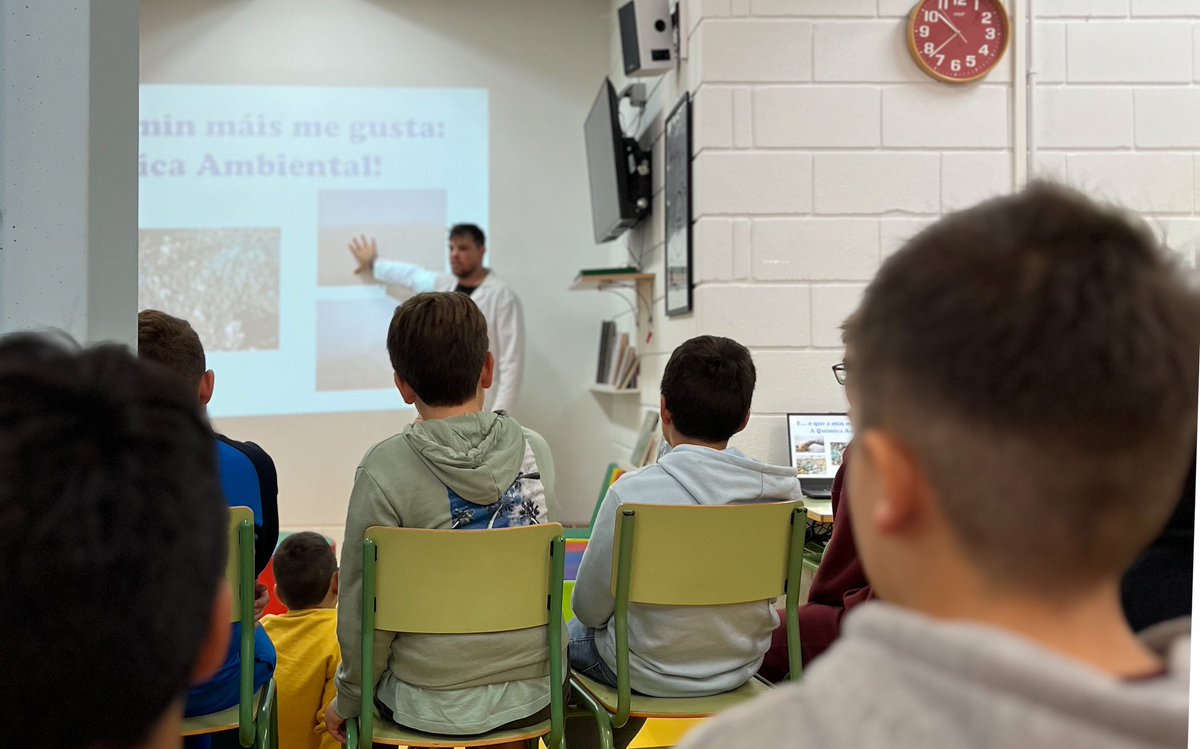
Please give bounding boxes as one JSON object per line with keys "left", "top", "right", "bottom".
{"left": 326, "top": 292, "right": 558, "bottom": 745}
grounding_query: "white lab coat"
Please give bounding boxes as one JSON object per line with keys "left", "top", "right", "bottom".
{"left": 373, "top": 259, "right": 524, "bottom": 414}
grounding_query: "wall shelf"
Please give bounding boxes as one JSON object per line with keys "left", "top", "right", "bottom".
{"left": 588, "top": 384, "right": 641, "bottom": 396}
{"left": 570, "top": 271, "right": 655, "bottom": 291}
{"left": 571, "top": 270, "right": 656, "bottom": 338}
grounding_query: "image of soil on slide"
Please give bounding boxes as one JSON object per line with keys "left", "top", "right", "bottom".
{"left": 139, "top": 227, "right": 280, "bottom": 351}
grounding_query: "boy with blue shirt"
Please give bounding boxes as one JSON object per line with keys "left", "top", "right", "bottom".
{"left": 137, "top": 310, "right": 277, "bottom": 737}
{"left": 570, "top": 335, "right": 805, "bottom": 745}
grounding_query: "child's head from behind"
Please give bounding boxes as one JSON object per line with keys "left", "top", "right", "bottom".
{"left": 0, "top": 334, "right": 229, "bottom": 749}
{"left": 660, "top": 336, "right": 756, "bottom": 446}
{"left": 847, "top": 183, "right": 1200, "bottom": 603}
{"left": 273, "top": 532, "right": 338, "bottom": 611}
{"left": 137, "top": 308, "right": 214, "bottom": 405}
{"left": 387, "top": 292, "right": 493, "bottom": 411}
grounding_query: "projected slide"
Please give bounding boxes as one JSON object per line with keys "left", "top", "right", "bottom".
{"left": 138, "top": 85, "right": 488, "bottom": 417}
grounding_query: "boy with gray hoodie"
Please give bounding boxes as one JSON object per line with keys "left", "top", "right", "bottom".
{"left": 678, "top": 184, "right": 1198, "bottom": 749}
{"left": 570, "top": 335, "right": 805, "bottom": 711}
{"left": 326, "top": 292, "right": 558, "bottom": 744}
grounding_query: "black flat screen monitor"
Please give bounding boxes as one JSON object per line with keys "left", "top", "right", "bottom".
{"left": 584, "top": 78, "right": 645, "bottom": 244}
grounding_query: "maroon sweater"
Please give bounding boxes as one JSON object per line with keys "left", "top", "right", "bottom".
{"left": 759, "top": 445, "right": 874, "bottom": 681}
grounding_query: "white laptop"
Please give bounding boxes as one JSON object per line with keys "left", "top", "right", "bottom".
{"left": 786, "top": 412, "right": 853, "bottom": 499}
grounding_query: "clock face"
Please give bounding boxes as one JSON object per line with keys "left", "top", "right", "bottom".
{"left": 908, "top": 0, "right": 1010, "bottom": 83}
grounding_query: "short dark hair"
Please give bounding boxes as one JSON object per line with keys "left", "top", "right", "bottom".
{"left": 387, "top": 292, "right": 490, "bottom": 407}
{"left": 0, "top": 334, "right": 227, "bottom": 748}
{"left": 449, "top": 223, "right": 486, "bottom": 248}
{"left": 660, "top": 336, "right": 756, "bottom": 442}
{"left": 138, "top": 308, "right": 207, "bottom": 385}
{"left": 849, "top": 182, "right": 1200, "bottom": 587}
{"left": 273, "top": 532, "right": 337, "bottom": 610}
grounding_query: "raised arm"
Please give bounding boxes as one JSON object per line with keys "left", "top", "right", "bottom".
{"left": 348, "top": 234, "right": 450, "bottom": 292}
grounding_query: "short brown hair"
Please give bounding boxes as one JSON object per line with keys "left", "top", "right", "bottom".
{"left": 387, "top": 292, "right": 489, "bottom": 407}
{"left": 849, "top": 182, "right": 1200, "bottom": 588}
{"left": 273, "top": 532, "right": 337, "bottom": 610}
{"left": 137, "top": 309, "right": 206, "bottom": 385}
{"left": 449, "top": 223, "right": 486, "bottom": 247}
{"left": 660, "top": 336, "right": 756, "bottom": 442}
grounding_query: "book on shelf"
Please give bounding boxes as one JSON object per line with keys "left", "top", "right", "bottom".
{"left": 608, "top": 332, "right": 629, "bottom": 386}
{"left": 596, "top": 321, "right": 616, "bottom": 384}
{"left": 630, "top": 409, "right": 660, "bottom": 468}
{"left": 595, "top": 322, "right": 640, "bottom": 390}
{"left": 616, "top": 346, "right": 639, "bottom": 390}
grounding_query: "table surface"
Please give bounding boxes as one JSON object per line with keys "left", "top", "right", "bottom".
{"left": 804, "top": 499, "right": 834, "bottom": 523}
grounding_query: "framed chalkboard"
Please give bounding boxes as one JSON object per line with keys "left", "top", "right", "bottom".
{"left": 664, "top": 93, "right": 692, "bottom": 317}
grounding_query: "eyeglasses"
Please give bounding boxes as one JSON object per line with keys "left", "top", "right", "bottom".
{"left": 832, "top": 362, "right": 849, "bottom": 386}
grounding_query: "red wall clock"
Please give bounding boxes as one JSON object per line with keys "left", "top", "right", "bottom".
{"left": 907, "top": 0, "right": 1010, "bottom": 84}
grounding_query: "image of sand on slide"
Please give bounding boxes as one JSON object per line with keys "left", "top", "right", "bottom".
{"left": 316, "top": 297, "right": 400, "bottom": 392}
{"left": 139, "top": 228, "right": 280, "bottom": 351}
{"left": 317, "top": 189, "right": 448, "bottom": 287}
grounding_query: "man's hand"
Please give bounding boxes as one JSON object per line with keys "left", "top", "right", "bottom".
{"left": 325, "top": 704, "right": 349, "bottom": 744}
{"left": 253, "top": 582, "right": 269, "bottom": 623}
{"left": 349, "top": 235, "right": 378, "bottom": 275}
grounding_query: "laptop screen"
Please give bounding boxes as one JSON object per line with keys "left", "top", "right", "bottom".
{"left": 787, "top": 413, "right": 853, "bottom": 479}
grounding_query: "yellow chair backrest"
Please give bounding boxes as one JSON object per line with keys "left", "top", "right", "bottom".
{"left": 366, "top": 523, "right": 564, "bottom": 635}
{"left": 611, "top": 502, "right": 801, "bottom": 606}
{"left": 227, "top": 506, "right": 254, "bottom": 624}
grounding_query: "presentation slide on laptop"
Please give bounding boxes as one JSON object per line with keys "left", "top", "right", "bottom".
{"left": 788, "top": 414, "right": 853, "bottom": 479}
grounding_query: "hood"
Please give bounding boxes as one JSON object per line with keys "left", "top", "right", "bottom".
{"left": 403, "top": 412, "right": 527, "bottom": 506}
{"left": 654, "top": 445, "right": 804, "bottom": 504}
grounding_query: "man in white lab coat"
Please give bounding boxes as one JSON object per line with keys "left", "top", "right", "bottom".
{"left": 349, "top": 224, "right": 524, "bottom": 414}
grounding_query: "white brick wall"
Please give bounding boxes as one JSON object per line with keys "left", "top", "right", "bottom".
{"left": 1035, "top": 88, "right": 1133, "bottom": 148}
{"left": 810, "top": 284, "right": 867, "bottom": 348}
{"left": 1131, "top": 0, "right": 1200, "bottom": 16}
{"left": 1067, "top": 154, "right": 1194, "bottom": 214}
{"left": 1038, "top": 0, "right": 1129, "bottom": 17}
{"left": 1135, "top": 89, "right": 1200, "bottom": 147}
{"left": 814, "top": 153, "right": 940, "bottom": 214}
{"left": 1194, "top": 24, "right": 1200, "bottom": 81}
{"left": 881, "top": 85, "right": 1010, "bottom": 147}
{"left": 751, "top": 0, "right": 875, "bottom": 16}
{"left": 697, "top": 21, "right": 813, "bottom": 82}
{"left": 751, "top": 219, "right": 879, "bottom": 280}
{"left": 941, "top": 152, "right": 1013, "bottom": 212}
{"left": 1035, "top": 22, "right": 1067, "bottom": 83}
{"left": 753, "top": 87, "right": 881, "bottom": 147}
{"left": 696, "top": 284, "right": 812, "bottom": 347}
{"left": 813, "top": 22, "right": 926, "bottom": 83}
{"left": 694, "top": 152, "right": 813, "bottom": 215}
{"left": 1067, "top": 22, "right": 1192, "bottom": 83}
{"left": 602, "top": 0, "right": 1200, "bottom": 470}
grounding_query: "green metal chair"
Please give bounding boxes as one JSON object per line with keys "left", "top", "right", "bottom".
{"left": 571, "top": 502, "right": 807, "bottom": 749}
{"left": 181, "top": 506, "right": 280, "bottom": 748}
{"left": 345, "top": 523, "right": 567, "bottom": 749}
{"left": 565, "top": 463, "right": 626, "bottom": 539}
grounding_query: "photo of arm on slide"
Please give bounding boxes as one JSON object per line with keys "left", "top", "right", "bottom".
{"left": 347, "top": 223, "right": 525, "bottom": 414}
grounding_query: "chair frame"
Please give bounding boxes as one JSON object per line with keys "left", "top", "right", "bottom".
{"left": 347, "top": 524, "right": 567, "bottom": 749}
{"left": 572, "top": 502, "right": 807, "bottom": 748}
{"left": 181, "top": 507, "right": 279, "bottom": 748}
{"left": 564, "top": 463, "right": 625, "bottom": 540}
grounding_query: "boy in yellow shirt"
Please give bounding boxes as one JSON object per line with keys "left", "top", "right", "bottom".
{"left": 262, "top": 532, "right": 341, "bottom": 749}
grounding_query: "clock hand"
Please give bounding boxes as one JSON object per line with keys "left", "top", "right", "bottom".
{"left": 936, "top": 11, "right": 968, "bottom": 42}
{"left": 930, "top": 34, "right": 957, "bottom": 57}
